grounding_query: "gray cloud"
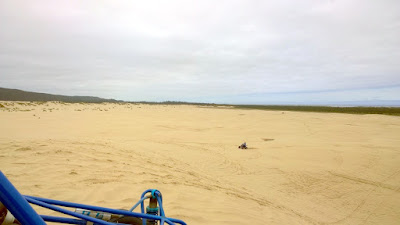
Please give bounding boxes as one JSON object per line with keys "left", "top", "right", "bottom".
{"left": 1, "top": 0, "right": 399, "bottom": 103}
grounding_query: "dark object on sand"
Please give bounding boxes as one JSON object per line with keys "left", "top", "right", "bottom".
{"left": 238, "top": 142, "right": 247, "bottom": 149}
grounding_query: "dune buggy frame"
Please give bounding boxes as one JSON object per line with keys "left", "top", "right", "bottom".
{"left": 0, "top": 171, "right": 186, "bottom": 225}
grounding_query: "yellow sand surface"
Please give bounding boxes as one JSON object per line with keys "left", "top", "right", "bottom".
{"left": 1, "top": 101, "right": 400, "bottom": 224}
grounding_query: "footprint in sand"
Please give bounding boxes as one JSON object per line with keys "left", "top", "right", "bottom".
{"left": 262, "top": 138, "right": 274, "bottom": 141}
{"left": 16, "top": 147, "right": 32, "bottom": 151}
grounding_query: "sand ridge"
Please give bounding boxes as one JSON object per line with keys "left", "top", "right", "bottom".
{"left": 1, "top": 101, "right": 400, "bottom": 224}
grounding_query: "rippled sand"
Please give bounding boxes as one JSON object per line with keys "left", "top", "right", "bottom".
{"left": 1, "top": 101, "right": 399, "bottom": 224}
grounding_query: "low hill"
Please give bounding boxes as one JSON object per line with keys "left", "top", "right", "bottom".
{"left": 0, "top": 87, "right": 120, "bottom": 103}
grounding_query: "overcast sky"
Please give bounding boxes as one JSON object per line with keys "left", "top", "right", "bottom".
{"left": 1, "top": 0, "right": 399, "bottom": 104}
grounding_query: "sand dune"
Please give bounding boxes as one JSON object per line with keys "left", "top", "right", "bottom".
{"left": 1, "top": 101, "right": 399, "bottom": 224}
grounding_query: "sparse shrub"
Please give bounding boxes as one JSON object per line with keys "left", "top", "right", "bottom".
{"left": 232, "top": 105, "right": 400, "bottom": 116}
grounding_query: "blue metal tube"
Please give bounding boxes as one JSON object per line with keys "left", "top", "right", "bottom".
{"left": 140, "top": 191, "right": 149, "bottom": 225}
{"left": 138, "top": 189, "right": 186, "bottom": 225}
{"left": 40, "top": 215, "right": 133, "bottom": 225}
{"left": 160, "top": 218, "right": 185, "bottom": 225}
{"left": 164, "top": 218, "right": 174, "bottom": 225}
{"left": 129, "top": 195, "right": 149, "bottom": 212}
{"left": 24, "top": 195, "right": 182, "bottom": 223}
{"left": 140, "top": 189, "right": 164, "bottom": 215}
{"left": 140, "top": 189, "right": 152, "bottom": 214}
{"left": 0, "top": 172, "right": 186, "bottom": 225}
{"left": 157, "top": 195, "right": 165, "bottom": 217}
{"left": 166, "top": 218, "right": 187, "bottom": 225}
{"left": 40, "top": 215, "right": 86, "bottom": 225}
{"left": 140, "top": 189, "right": 160, "bottom": 225}
{"left": 0, "top": 171, "right": 46, "bottom": 225}
{"left": 26, "top": 197, "right": 113, "bottom": 225}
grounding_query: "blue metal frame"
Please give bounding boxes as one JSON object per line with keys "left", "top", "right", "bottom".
{"left": 0, "top": 171, "right": 46, "bottom": 225}
{"left": 0, "top": 171, "right": 186, "bottom": 225}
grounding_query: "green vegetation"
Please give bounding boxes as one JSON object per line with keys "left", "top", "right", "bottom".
{"left": 130, "top": 102, "right": 400, "bottom": 116}
{"left": 230, "top": 105, "right": 400, "bottom": 116}
{"left": 0, "top": 87, "right": 120, "bottom": 103}
{"left": 127, "top": 101, "right": 400, "bottom": 116}
{"left": 2, "top": 87, "right": 399, "bottom": 116}
{"left": 130, "top": 101, "right": 217, "bottom": 106}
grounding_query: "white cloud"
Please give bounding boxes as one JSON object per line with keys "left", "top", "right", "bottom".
{"left": 0, "top": 0, "right": 399, "bottom": 103}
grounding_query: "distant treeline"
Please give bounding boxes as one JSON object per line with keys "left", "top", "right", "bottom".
{"left": 129, "top": 101, "right": 217, "bottom": 106}
{"left": 230, "top": 105, "right": 400, "bottom": 116}
{"left": 130, "top": 102, "right": 400, "bottom": 116}
{"left": 1, "top": 87, "right": 399, "bottom": 116}
{"left": 0, "top": 87, "right": 120, "bottom": 103}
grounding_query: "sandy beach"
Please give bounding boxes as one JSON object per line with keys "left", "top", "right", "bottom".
{"left": 1, "top": 101, "right": 399, "bottom": 224}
